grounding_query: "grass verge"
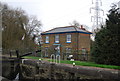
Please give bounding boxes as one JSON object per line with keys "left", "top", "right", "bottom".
{"left": 23, "top": 56, "right": 120, "bottom": 70}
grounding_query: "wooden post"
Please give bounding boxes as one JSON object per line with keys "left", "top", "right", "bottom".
{"left": 10, "top": 51, "right": 12, "bottom": 57}
{"left": 16, "top": 50, "right": 19, "bottom": 58}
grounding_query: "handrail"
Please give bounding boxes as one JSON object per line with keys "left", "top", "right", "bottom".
{"left": 19, "top": 50, "right": 41, "bottom": 58}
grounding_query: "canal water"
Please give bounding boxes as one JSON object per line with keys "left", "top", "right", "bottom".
{"left": 1, "top": 76, "right": 19, "bottom": 81}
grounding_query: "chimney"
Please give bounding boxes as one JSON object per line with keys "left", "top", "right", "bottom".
{"left": 80, "top": 25, "right": 85, "bottom": 30}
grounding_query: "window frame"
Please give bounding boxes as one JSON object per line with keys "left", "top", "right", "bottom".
{"left": 66, "top": 34, "right": 71, "bottom": 43}
{"left": 66, "top": 48, "right": 71, "bottom": 54}
{"left": 45, "top": 36, "right": 49, "bottom": 43}
{"left": 82, "top": 48, "right": 86, "bottom": 54}
{"left": 45, "top": 47, "right": 48, "bottom": 57}
{"left": 55, "top": 35, "right": 59, "bottom": 43}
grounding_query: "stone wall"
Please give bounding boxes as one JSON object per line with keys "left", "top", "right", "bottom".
{"left": 20, "top": 60, "right": 97, "bottom": 80}
{"left": 2, "top": 57, "right": 120, "bottom": 80}
{"left": 19, "top": 59, "right": 119, "bottom": 80}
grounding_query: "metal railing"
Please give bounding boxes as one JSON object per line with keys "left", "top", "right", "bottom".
{"left": 50, "top": 54, "right": 55, "bottom": 63}
{"left": 50, "top": 54, "right": 60, "bottom": 64}
{"left": 56, "top": 55, "right": 60, "bottom": 64}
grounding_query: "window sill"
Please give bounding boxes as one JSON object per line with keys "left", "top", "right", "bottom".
{"left": 66, "top": 42, "right": 71, "bottom": 43}
{"left": 55, "top": 42, "right": 59, "bottom": 43}
{"left": 45, "top": 42, "right": 49, "bottom": 44}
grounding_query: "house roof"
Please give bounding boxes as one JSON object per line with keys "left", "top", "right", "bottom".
{"left": 41, "top": 26, "right": 92, "bottom": 35}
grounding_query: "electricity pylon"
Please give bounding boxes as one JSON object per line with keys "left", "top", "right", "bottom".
{"left": 90, "top": 0, "right": 104, "bottom": 34}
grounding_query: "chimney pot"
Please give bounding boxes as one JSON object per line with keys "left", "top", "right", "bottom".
{"left": 80, "top": 25, "right": 85, "bottom": 30}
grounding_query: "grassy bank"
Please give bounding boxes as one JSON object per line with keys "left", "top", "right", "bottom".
{"left": 60, "top": 60, "right": 120, "bottom": 70}
{"left": 23, "top": 56, "right": 120, "bottom": 70}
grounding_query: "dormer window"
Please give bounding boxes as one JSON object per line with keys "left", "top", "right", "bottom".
{"left": 55, "top": 35, "right": 59, "bottom": 43}
{"left": 45, "top": 36, "right": 49, "bottom": 43}
{"left": 66, "top": 34, "right": 71, "bottom": 43}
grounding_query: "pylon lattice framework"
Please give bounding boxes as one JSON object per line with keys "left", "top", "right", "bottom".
{"left": 90, "top": 0, "right": 104, "bottom": 33}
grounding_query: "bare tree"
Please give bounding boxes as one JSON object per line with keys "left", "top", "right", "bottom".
{"left": 2, "top": 3, "right": 42, "bottom": 54}
{"left": 69, "top": 20, "right": 89, "bottom": 30}
{"left": 25, "top": 16, "right": 42, "bottom": 43}
{"left": 69, "top": 20, "right": 80, "bottom": 27}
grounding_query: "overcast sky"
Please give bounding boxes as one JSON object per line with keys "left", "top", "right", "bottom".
{"left": 1, "top": 0, "right": 120, "bottom": 32}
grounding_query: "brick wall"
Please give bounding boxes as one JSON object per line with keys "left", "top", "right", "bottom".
{"left": 41, "top": 32, "right": 91, "bottom": 60}
{"left": 79, "top": 33, "right": 91, "bottom": 51}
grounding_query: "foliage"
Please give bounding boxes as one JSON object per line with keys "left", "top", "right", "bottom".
{"left": 1, "top": 3, "right": 42, "bottom": 54}
{"left": 91, "top": 4, "right": 120, "bottom": 66}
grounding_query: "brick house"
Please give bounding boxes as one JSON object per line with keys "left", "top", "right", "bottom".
{"left": 41, "top": 26, "right": 92, "bottom": 60}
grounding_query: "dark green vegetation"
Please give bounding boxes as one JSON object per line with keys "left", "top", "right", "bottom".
{"left": 91, "top": 4, "right": 120, "bottom": 66}
{"left": 23, "top": 56, "right": 120, "bottom": 70}
{"left": 2, "top": 2, "right": 42, "bottom": 54}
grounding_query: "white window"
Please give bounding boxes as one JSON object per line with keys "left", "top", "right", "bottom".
{"left": 45, "top": 47, "right": 48, "bottom": 57}
{"left": 66, "top": 34, "right": 71, "bottom": 43}
{"left": 66, "top": 48, "right": 71, "bottom": 53}
{"left": 45, "top": 36, "right": 49, "bottom": 43}
{"left": 82, "top": 48, "right": 86, "bottom": 54}
{"left": 55, "top": 35, "right": 59, "bottom": 43}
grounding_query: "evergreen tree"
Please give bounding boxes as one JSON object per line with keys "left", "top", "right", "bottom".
{"left": 91, "top": 4, "right": 120, "bottom": 65}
